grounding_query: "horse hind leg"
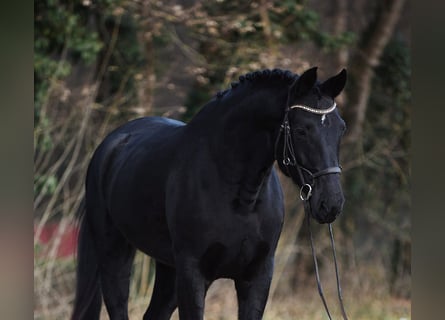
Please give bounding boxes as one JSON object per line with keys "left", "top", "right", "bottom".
{"left": 97, "top": 214, "right": 136, "bottom": 320}
{"left": 73, "top": 203, "right": 135, "bottom": 320}
{"left": 143, "top": 262, "right": 177, "bottom": 320}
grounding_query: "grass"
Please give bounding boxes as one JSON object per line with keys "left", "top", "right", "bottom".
{"left": 34, "top": 252, "right": 410, "bottom": 319}
{"left": 34, "top": 192, "right": 410, "bottom": 319}
{"left": 34, "top": 207, "right": 410, "bottom": 319}
{"left": 127, "top": 278, "right": 410, "bottom": 320}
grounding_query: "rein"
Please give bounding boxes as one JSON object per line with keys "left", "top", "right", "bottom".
{"left": 305, "top": 205, "right": 349, "bottom": 320}
{"left": 276, "top": 101, "right": 349, "bottom": 320}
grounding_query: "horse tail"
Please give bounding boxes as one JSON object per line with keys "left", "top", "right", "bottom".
{"left": 71, "top": 204, "right": 102, "bottom": 320}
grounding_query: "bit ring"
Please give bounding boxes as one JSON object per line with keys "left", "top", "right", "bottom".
{"left": 300, "top": 184, "right": 312, "bottom": 201}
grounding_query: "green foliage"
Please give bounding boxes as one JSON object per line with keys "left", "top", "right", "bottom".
{"left": 179, "top": 0, "right": 356, "bottom": 121}
{"left": 33, "top": 112, "right": 53, "bottom": 152}
{"left": 314, "top": 30, "right": 356, "bottom": 52}
{"left": 34, "top": 0, "right": 141, "bottom": 154}
{"left": 269, "top": 0, "right": 355, "bottom": 49}
{"left": 34, "top": 0, "right": 131, "bottom": 111}
{"left": 96, "top": 12, "right": 146, "bottom": 110}
{"left": 35, "top": 0, "right": 100, "bottom": 128}
{"left": 34, "top": 174, "right": 59, "bottom": 196}
{"left": 367, "top": 38, "right": 411, "bottom": 176}
{"left": 34, "top": 1, "right": 103, "bottom": 74}
{"left": 374, "top": 38, "right": 411, "bottom": 112}
{"left": 344, "top": 38, "right": 410, "bottom": 267}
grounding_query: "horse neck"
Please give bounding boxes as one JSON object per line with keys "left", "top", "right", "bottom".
{"left": 206, "top": 85, "right": 287, "bottom": 198}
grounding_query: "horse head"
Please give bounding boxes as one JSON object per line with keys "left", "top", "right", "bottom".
{"left": 277, "top": 67, "right": 347, "bottom": 224}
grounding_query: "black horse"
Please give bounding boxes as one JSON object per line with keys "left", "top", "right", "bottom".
{"left": 72, "top": 67, "right": 347, "bottom": 320}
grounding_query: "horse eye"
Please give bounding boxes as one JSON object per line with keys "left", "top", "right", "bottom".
{"left": 294, "top": 128, "right": 307, "bottom": 137}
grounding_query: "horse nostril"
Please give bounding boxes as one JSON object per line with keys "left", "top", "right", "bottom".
{"left": 320, "top": 201, "right": 334, "bottom": 215}
{"left": 320, "top": 200, "right": 342, "bottom": 216}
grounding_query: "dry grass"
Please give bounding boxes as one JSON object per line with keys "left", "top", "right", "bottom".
{"left": 34, "top": 219, "right": 411, "bottom": 320}
{"left": 126, "top": 278, "right": 410, "bottom": 320}
{"left": 34, "top": 264, "right": 411, "bottom": 320}
{"left": 34, "top": 178, "right": 410, "bottom": 319}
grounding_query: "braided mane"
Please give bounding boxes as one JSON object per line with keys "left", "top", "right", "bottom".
{"left": 216, "top": 68, "right": 298, "bottom": 98}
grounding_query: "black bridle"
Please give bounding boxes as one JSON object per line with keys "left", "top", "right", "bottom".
{"left": 278, "top": 109, "right": 342, "bottom": 200}
{"left": 275, "top": 102, "right": 349, "bottom": 320}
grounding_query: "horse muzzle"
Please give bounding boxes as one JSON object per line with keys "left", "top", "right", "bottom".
{"left": 305, "top": 174, "right": 344, "bottom": 224}
{"left": 313, "top": 194, "right": 344, "bottom": 223}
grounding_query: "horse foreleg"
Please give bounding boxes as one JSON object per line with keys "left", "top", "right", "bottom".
{"left": 175, "top": 257, "right": 209, "bottom": 320}
{"left": 143, "top": 261, "right": 177, "bottom": 320}
{"left": 235, "top": 257, "right": 274, "bottom": 320}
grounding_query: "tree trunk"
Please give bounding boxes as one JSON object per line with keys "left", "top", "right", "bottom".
{"left": 344, "top": 0, "right": 406, "bottom": 144}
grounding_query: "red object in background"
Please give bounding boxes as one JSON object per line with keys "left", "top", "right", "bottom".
{"left": 35, "top": 223, "right": 79, "bottom": 258}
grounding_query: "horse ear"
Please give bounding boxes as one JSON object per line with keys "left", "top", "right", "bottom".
{"left": 320, "top": 68, "right": 347, "bottom": 98}
{"left": 293, "top": 67, "right": 318, "bottom": 96}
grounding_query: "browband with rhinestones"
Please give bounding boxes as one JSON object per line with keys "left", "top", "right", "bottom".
{"left": 289, "top": 102, "right": 336, "bottom": 114}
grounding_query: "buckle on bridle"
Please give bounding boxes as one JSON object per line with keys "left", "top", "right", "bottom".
{"left": 283, "top": 157, "right": 296, "bottom": 166}
{"left": 300, "top": 183, "right": 312, "bottom": 201}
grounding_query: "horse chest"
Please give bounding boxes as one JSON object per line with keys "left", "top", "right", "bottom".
{"left": 199, "top": 232, "right": 271, "bottom": 281}
{"left": 196, "top": 213, "right": 278, "bottom": 280}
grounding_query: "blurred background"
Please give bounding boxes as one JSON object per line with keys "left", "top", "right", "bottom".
{"left": 34, "top": 0, "right": 410, "bottom": 319}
